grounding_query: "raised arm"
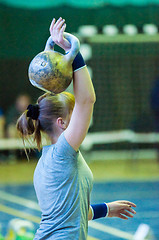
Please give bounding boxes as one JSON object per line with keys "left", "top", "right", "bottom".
{"left": 65, "top": 66, "right": 96, "bottom": 151}
{"left": 50, "top": 17, "right": 96, "bottom": 151}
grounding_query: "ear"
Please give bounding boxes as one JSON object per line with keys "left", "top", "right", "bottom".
{"left": 56, "top": 117, "right": 66, "bottom": 130}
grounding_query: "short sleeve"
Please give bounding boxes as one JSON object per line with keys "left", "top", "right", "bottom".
{"left": 54, "top": 132, "right": 77, "bottom": 158}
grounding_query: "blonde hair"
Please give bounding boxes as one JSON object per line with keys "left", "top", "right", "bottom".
{"left": 16, "top": 92, "right": 75, "bottom": 150}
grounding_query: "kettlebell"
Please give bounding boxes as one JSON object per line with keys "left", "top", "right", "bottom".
{"left": 28, "top": 33, "right": 80, "bottom": 93}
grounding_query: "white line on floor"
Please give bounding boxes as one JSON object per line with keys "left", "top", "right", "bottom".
{"left": 0, "top": 190, "right": 40, "bottom": 211}
{"left": 89, "top": 221, "right": 133, "bottom": 240}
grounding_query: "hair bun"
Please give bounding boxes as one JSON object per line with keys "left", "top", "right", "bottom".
{"left": 27, "top": 104, "right": 39, "bottom": 120}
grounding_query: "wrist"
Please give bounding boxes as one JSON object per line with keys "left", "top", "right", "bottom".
{"left": 63, "top": 41, "right": 71, "bottom": 53}
{"left": 72, "top": 51, "right": 86, "bottom": 72}
{"left": 90, "top": 203, "right": 108, "bottom": 220}
{"left": 64, "top": 47, "right": 71, "bottom": 53}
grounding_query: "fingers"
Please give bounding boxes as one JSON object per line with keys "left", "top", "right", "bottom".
{"left": 108, "top": 200, "right": 136, "bottom": 220}
{"left": 117, "top": 208, "right": 135, "bottom": 220}
{"left": 122, "top": 203, "right": 136, "bottom": 212}
{"left": 118, "top": 200, "right": 136, "bottom": 208}
{"left": 118, "top": 209, "right": 135, "bottom": 220}
{"left": 54, "top": 17, "right": 63, "bottom": 28}
{"left": 56, "top": 18, "right": 65, "bottom": 30}
{"left": 59, "top": 23, "right": 66, "bottom": 41}
{"left": 122, "top": 210, "right": 134, "bottom": 218}
{"left": 119, "top": 214, "right": 128, "bottom": 220}
{"left": 50, "top": 17, "right": 65, "bottom": 35}
{"left": 49, "top": 18, "right": 56, "bottom": 34}
{"left": 127, "top": 206, "right": 136, "bottom": 215}
{"left": 48, "top": 17, "right": 70, "bottom": 52}
{"left": 121, "top": 202, "right": 136, "bottom": 216}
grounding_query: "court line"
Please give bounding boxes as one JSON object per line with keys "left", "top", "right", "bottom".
{"left": 2, "top": 190, "right": 158, "bottom": 239}
{"left": 0, "top": 192, "right": 99, "bottom": 240}
{"left": 0, "top": 190, "right": 40, "bottom": 211}
{"left": 0, "top": 189, "right": 158, "bottom": 219}
{"left": 0, "top": 203, "right": 40, "bottom": 223}
{"left": 89, "top": 221, "right": 133, "bottom": 240}
{"left": 0, "top": 189, "right": 133, "bottom": 239}
{"left": 0, "top": 204, "right": 99, "bottom": 240}
{"left": 87, "top": 237, "right": 99, "bottom": 240}
{"left": 0, "top": 202, "right": 131, "bottom": 240}
{"left": 0, "top": 189, "right": 157, "bottom": 239}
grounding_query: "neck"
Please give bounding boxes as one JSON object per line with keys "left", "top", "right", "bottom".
{"left": 51, "top": 135, "right": 59, "bottom": 144}
{"left": 50, "top": 129, "right": 64, "bottom": 144}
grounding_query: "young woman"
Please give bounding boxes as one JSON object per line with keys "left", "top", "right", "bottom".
{"left": 17, "top": 17, "right": 136, "bottom": 240}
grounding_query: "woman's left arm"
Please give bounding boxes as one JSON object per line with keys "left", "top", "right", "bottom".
{"left": 88, "top": 200, "right": 136, "bottom": 221}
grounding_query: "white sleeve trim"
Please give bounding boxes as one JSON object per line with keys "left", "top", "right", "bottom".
{"left": 104, "top": 203, "right": 109, "bottom": 217}
{"left": 90, "top": 205, "right": 94, "bottom": 220}
{"left": 73, "top": 65, "right": 86, "bottom": 72}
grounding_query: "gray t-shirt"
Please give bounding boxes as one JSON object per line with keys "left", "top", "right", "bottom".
{"left": 33, "top": 133, "right": 93, "bottom": 240}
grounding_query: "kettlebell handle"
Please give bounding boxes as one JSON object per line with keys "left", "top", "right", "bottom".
{"left": 44, "top": 32, "right": 80, "bottom": 63}
{"left": 44, "top": 36, "right": 55, "bottom": 51}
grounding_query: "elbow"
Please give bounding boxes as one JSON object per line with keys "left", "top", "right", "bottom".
{"left": 75, "top": 90, "right": 96, "bottom": 105}
{"left": 76, "top": 95, "right": 96, "bottom": 106}
{"left": 84, "top": 92, "right": 96, "bottom": 105}
{"left": 93, "top": 92, "right": 96, "bottom": 103}
{"left": 88, "top": 91, "right": 96, "bottom": 104}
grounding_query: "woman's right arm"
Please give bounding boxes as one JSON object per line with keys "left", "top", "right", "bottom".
{"left": 64, "top": 66, "right": 96, "bottom": 151}
{"left": 50, "top": 17, "right": 96, "bottom": 151}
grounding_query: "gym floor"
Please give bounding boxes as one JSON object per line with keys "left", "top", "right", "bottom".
{"left": 0, "top": 156, "right": 159, "bottom": 239}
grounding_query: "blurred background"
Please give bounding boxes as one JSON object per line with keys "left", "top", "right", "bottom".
{"left": 0, "top": 0, "right": 159, "bottom": 239}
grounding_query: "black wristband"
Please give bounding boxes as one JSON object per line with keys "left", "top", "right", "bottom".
{"left": 72, "top": 52, "right": 86, "bottom": 72}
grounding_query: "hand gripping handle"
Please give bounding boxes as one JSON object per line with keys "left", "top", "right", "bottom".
{"left": 63, "top": 32, "right": 80, "bottom": 63}
{"left": 44, "top": 33, "right": 80, "bottom": 63}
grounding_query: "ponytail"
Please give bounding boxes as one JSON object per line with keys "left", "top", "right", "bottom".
{"left": 16, "top": 91, "right": 75, "bottom": 153}
{"left": 16, "top": 110, "right": 42, "bottom": 151}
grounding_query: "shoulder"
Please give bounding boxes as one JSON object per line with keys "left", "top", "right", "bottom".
{"left": 54, "top": 133, "right": 77, "bottom": 158}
